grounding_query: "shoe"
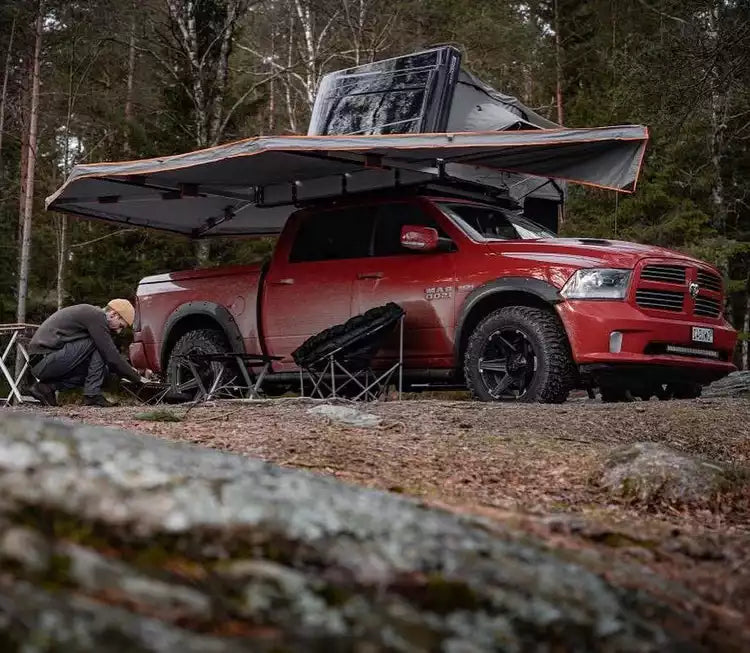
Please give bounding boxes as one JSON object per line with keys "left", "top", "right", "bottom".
{"left": 29, "top": 382, "right": 57, "bottom": 407}
{"left": 83, "top": 395, "right": 118, "bottom": 408}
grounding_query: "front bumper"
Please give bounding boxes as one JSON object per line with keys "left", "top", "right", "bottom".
{"left": 556, "top": 300, "right": 737, "bottom": 384}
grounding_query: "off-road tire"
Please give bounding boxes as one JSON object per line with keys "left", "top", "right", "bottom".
{"left": 463, "top": 306, "right": 574, "bottom": 403}
{"left": 167, "top": 329, "right": 229, "bottom": 398}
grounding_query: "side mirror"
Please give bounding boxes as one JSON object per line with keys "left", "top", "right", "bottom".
{"left": 400, "top": 225, "right": 439, "bottom": 252}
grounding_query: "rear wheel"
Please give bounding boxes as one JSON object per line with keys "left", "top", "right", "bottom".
{"left": 463, "top": 306, "right": 574, "bottom": 403}
{"left": 167, "top": 329, "right": 229, "bottom": 400}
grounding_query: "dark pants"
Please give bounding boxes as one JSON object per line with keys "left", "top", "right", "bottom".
{"left": 31, "top": 339, "right": 106, "bottom": 397}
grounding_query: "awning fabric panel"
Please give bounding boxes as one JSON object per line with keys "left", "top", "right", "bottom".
{"left": 46, "top": 126, "right": 648, "bottom": 238}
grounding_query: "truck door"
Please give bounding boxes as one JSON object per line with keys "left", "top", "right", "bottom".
{"left": 261, "top": 206, "right": 376, "bottom": 368}
{"left": 354, "top": 200, "right": 458, "bottom": 369}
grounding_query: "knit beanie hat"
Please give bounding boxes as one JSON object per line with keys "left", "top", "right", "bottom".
{"left": 107, "top": 298, "right": 135, "bottom": 327}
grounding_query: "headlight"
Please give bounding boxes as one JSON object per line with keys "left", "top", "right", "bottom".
{"left": 561, "top": 268, "right": 632, "bottom": 300}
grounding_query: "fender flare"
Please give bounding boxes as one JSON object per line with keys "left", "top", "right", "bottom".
{"left": 161, "top": 301, "right": 244, "bottom": 365}
{"left": 454, "top": 277, "right": 562, "bottom": 360}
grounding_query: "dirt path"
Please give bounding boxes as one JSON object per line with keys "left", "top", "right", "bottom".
{"left": 12, "top": 396, "right": 750, "bottom": 641}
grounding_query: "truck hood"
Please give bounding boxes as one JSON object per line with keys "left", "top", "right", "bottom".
{"left": 489, "top": 238, "right": 710, "bottom": 271}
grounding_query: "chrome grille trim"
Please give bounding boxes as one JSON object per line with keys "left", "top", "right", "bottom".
{"left": 694, "top": 295, "right": 721, "bottom": 318}
{"left": 635, "top": 289, "right": 684, "bottom": 312}
{"left": 696, "top": 270, "right": 722, "bottom": 292}
{"left": 640, "top": 264, "right": 686, "bottom": 284}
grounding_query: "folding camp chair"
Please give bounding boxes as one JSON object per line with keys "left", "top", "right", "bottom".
{"left": 0, "top": 324, "right": 39, "bottom": 406}
{"left": 293, "top": 303, "right": 405, "bottom": 401}
{"left": 120, "top": 378, "right": 176, "bottom": 405}
{"left": 176, "top": 352, "right": 282, "bottom": 401}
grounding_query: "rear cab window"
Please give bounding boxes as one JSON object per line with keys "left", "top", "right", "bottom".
{"left": 289, "top": 206, "right": 376, "bottom": 262}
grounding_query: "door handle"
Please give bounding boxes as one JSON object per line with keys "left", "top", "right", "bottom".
{"left": 357, "top": 272, "right": 384, "bottom": 279}
{"left": 271, "top": 278, "right": 294, "bottom": 285}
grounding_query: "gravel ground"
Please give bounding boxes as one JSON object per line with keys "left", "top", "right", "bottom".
{"left": 10, "top": 395, "right": 750, "bottom": 639}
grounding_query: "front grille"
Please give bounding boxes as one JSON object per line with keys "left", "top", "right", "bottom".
{"left": 635, "top": 289, "right": 684, "bottom": 312}
{"left": 694, "top": 295, "right": 722, "bottom": 318}
{"left": 640, "top": 264, "right": 686, "bottom": 284}
{"left": 696, "top": 270, "right": 722, "bottom": 292}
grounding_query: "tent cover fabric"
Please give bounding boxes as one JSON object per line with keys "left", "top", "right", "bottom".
{"left": 46, "top": 126, "right": 648, "bottom": 238}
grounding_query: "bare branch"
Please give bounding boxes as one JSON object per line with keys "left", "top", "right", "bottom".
{"left": 218, "top": 68, "right": 300, "bottom": 136}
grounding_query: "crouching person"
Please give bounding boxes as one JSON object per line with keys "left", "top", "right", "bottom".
{"left": 27, "top": 299, "right": 143, "bottom": 407}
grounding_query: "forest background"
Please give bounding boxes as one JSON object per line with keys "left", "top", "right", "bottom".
{"left": 1, "top": 0, "right": 749, "bottom": 365}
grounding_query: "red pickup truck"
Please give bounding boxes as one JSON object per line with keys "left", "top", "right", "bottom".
{"left": 129, "top": 194, "right": 737, "bottom": 402}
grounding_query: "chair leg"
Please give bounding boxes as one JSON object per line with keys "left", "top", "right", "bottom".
{"left": 249, "top": 363, "right": 272, "bottom": 399}
{"left": 0, "top": 334, "right": 25, "bottom": 405}
{"left": 184, "top": 359, "right": 209, "bottom": 400}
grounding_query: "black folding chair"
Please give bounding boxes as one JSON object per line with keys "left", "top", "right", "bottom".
{"left": 292, "top": 303, "right": 405, "bottom": 401}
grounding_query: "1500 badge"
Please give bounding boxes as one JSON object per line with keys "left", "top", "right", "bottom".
{"left": 425, "top": 286, "right": 452, "bottom": 300}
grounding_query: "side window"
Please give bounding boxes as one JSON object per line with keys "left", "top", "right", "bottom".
{"left": 372, "top": 202, "right": 446, "bottom": 257}
{"left": 289, "top": 206, "right": 375, "bottom": 262}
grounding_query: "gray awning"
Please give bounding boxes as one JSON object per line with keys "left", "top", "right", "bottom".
{"left": 46, "top": 126, "right": 648, "bottom": 238}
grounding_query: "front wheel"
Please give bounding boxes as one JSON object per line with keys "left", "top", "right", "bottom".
{"left": 463, "top": 306, "right": 575, "bottom": 403}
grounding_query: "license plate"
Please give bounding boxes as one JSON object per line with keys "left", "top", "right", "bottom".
{"left": 691, "top": 326, "right": 714, "bottom": 344}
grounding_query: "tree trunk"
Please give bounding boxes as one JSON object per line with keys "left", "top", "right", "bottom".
{"left": 55, "top": 219, "right": 67, "bottom": 310}
{"left": 707, "top": 2, "right": 728, "bottom": 233}
{"left": 553, "top": 0, "right": 564, "bottom": 125}
{"left": 293, "top": 0, "right": 317, "bottom": 107}
{"left": 0, "top": 14, "right": 16, "bottom": 181}
{"left": 285, "top": 13, "right": 297, "bottom": 132}
{"left": 17, "top": 59, "right": 29, "bottom": 246}
{"left": 16, "top": 3, "right": 44, "bottom": 326}
{"left": 124, "top": 0, "right": 137, "bottom": 156}
{"left": 56, "top": 15, "right": 77, "bottom": 313}
{"left": 268, "top": 28, "right": 275, "bottom": 133}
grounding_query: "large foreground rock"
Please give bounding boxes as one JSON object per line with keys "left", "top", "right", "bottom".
{"left": 0, "top": 414, "right": 720, "bottom": 651}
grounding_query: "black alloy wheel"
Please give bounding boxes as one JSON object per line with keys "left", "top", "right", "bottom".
{"left": 478, "top": 328, "right": 538, "bottom": 400}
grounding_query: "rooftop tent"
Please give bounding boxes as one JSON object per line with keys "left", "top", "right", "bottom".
{"left": 307, "top": 47, "right": 557, "bottom": 136}
{"left": 306, "top": 47, "right": 565, "bottom": 228}
{"left": 45, "top": 126, "right": 648, "bottom": 238}
{"left": 447, "top": 68, "right": 559, "bottom": 131}
{"left": 307, "top": 48, "right": 462, "bottom": 136}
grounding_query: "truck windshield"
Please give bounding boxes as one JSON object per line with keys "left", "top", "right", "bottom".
{"left": 437, "top": 202, "right": 555, "bottom": 241}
